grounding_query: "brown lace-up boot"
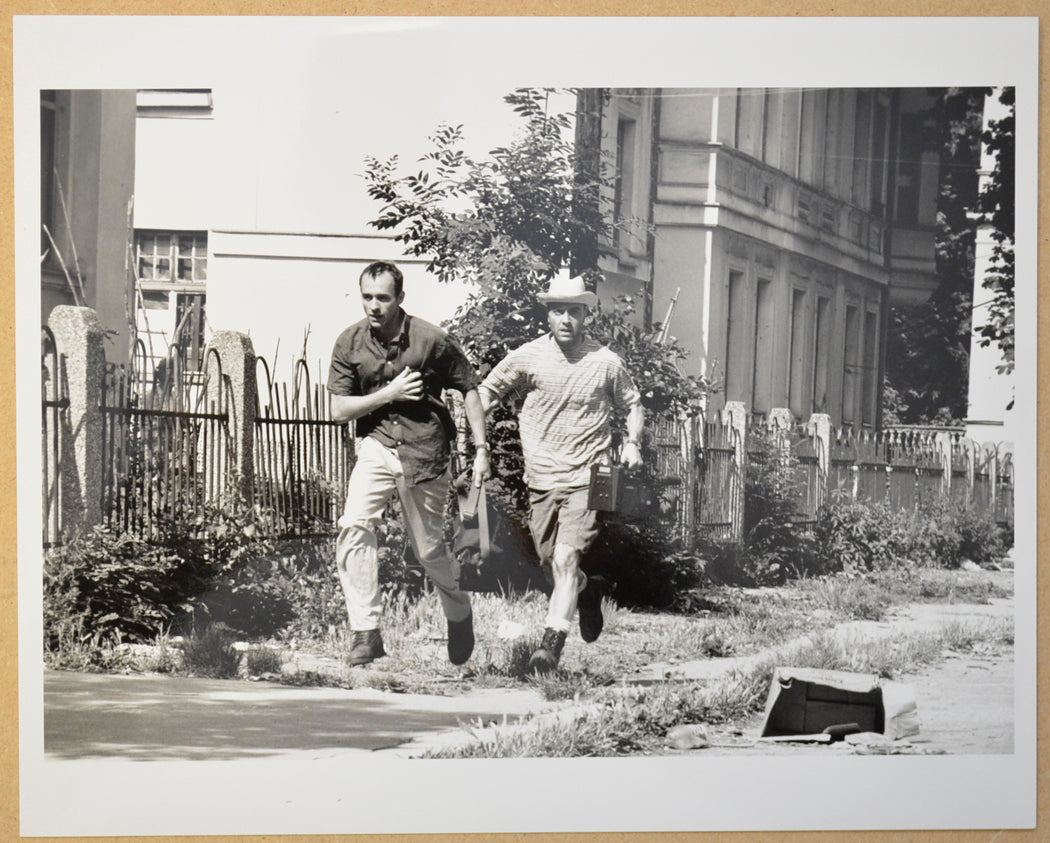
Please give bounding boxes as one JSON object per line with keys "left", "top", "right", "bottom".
{"left": 347, "top": 629, "right": 385, "bottom": 666}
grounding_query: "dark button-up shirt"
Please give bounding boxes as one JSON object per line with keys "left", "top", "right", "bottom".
{"left": 327, "top": 310, "right": 478, "bottom": 484}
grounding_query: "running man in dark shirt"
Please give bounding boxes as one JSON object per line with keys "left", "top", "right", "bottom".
{"left": 327, "top": 261, "right": 490, "bottom": 666}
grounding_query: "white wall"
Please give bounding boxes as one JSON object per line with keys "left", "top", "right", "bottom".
{"left": 132, "top": 26, "right": 575, "bottom": 377}
{"left": 205, "top": 232, "right": 473, "bottom": 385}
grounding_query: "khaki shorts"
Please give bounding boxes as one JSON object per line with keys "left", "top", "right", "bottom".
{"left": 528, "top": 485, "right": 601, "bottom": 565}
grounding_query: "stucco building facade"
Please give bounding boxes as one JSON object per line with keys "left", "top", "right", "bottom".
{"left": 580, "top": 88, "right": 960, "bottom": 430}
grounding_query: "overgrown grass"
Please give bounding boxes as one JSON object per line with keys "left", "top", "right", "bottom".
{"left": 59, "top": 566, "right": 1012, "bottom": 707}
{"left": 937, "top": 617, "right": 1014, "bottom": 651}
{"left": 425, "top": 615, "right": 1013, "bottom": 758}
{"left": 805, "top": 574, "right": 891, "bottom": 621}
{"left": 181, "top": 625, "right": 241, "bottom": 678}
{"left": 245, "top": 646, "right": 284, "bottom": 676}
{"left": 872, "top": 567, "right": 1014, "bottom": 605}
{"left": 43, "top": 622, "right": 129, "bottom": 672}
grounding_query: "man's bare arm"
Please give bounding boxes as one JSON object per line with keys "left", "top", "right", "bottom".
{"left": 463, "top": 388, "right": 492, "bottom": 485}
{"left": 621, "top": 401, "right": 645, "bottom": 468}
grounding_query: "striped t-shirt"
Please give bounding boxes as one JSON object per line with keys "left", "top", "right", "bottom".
{"left": 480, "top": 334, "right": 641, "bottom": 490}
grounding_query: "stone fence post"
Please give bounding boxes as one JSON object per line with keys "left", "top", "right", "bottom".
{"left": 48, "top": 306, "right": 106, "bottom": 532}
{"left": 935, "top": 430, "right": 953, "bottom": 499}
{"left": 205, "top": 331, "right": 257, "bottom": 503}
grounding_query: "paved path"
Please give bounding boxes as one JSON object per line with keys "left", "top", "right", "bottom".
{"left": 44, "top": 671, "right": 554, "bottom": 761}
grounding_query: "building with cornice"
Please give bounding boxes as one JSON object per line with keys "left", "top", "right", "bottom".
{"left": 578, "top": 88, "right": 975, "bottom": 430}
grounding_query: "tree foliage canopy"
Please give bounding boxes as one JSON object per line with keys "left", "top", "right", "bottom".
{"left": 975, "top": 86, "right": 1015, "bottom": 377}
{"left": 363, "top": 88, "right": 706, "bottom": 417}
{"left": 882, "top": 88, "right": 987, "bottom": 425}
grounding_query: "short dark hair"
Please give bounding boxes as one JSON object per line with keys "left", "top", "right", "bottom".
{"left": 359, "top": 261, "right": 404, "bottom": 297}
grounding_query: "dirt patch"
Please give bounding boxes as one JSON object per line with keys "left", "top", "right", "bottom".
{"left": 668, "top": 647, "right": 1014, "bottom": 757}
{"left": 655, "top": 598, "right": 1015, "bottom": 757}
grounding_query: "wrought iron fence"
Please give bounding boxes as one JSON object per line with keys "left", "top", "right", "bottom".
{"left": 648, "top": 416, "right": 691, "bottom": 540}
{"left": 41, "top": 327, "right": 68, "bottom": 547}
{"left": 43, "top": 311, "right": 1016, "bottom": 550}
{"left": 684, "top": 417, "right": 1012, "bottom": 545}
{"left": 253, "top": 357, "right": 354, "bottom": 538}
{"left": 100, "top": 341, "right": 234, "bottom": 537}
{"left": 695, "top": 416, "right": 739, "bottom": 540}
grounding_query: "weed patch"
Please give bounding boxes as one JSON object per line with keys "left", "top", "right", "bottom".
{"left": 181, "top": 625, "right": 241, "bottom": 678}
{"left": 245, "top": 646, "right": 284, "bottom": 676}
{"left": 810, "top": 575, "right": 890, "bottom": 621}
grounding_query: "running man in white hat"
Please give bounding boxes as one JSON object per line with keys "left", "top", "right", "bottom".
{"left": 479, "top": 273, "right": 645, "bottom": 672}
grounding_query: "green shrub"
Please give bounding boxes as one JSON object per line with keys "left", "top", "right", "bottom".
{"left": 44, "top": 525, "right": 199, "bottom": 646}
{"left": 278, "top": 539, "right": 347, "bottom": 641}
{"left": 161, "top": 499, "right": 294, "bottom": 637}
{"left": 814, "top": 498, "right": 910, "bottom": 574}
{"left": 44, "top": 499, "right": 307, "bottom": 655}
{"left": 944, "top": 502, "right": 1007, "bottom": 566}
{"left": 736, "top": 430, "right": 816, "bottom": 585}
{"left": 900, "top": 500, "right": 1006, "bottom": 569}
{"left": 814, "top": 496, "right": 1008, "bottom": 575}
{"left": 585, "top": 520, "right": 706, "bottom": 611}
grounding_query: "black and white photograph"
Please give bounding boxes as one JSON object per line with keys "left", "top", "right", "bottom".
{"left": 15, "top": 15, "right": 1038, "bottom": 837}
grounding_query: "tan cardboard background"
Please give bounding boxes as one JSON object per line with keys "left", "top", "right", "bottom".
{"left": 1, "top": 5, "right": 1044, "bottom": 841}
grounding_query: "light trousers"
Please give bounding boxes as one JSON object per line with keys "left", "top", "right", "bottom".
{"left": 335, "top": 436, "right": 470, "bottom": 631}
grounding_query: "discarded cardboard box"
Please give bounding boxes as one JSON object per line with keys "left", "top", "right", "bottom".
{"left": 760, "top": 667, "right": 920, "bottom": 741}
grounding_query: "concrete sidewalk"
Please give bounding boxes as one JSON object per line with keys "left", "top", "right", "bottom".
{"left": 44, "top": 670, "right": 554, "bottom": 761}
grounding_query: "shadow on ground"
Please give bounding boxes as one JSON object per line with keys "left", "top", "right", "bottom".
{"left": 44, "top": 671, "right": 547, "bottom": 761}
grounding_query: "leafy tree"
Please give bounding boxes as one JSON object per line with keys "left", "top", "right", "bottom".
{"left": 364, "top": 88, "right": 706, "bottom": 516}
{"left": 883, "top": 88, "right": 988, "bottom": 425}
{"left": 975, "top": 87, "right": 1015, "bottom": 378}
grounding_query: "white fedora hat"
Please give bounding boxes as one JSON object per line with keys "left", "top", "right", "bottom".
{"left": 537, "top": 273, "right": 599, "bottom": 308}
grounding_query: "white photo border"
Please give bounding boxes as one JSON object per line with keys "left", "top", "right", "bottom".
{"left": 15, "top": 15, "right": 1039, "bottom": 836}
